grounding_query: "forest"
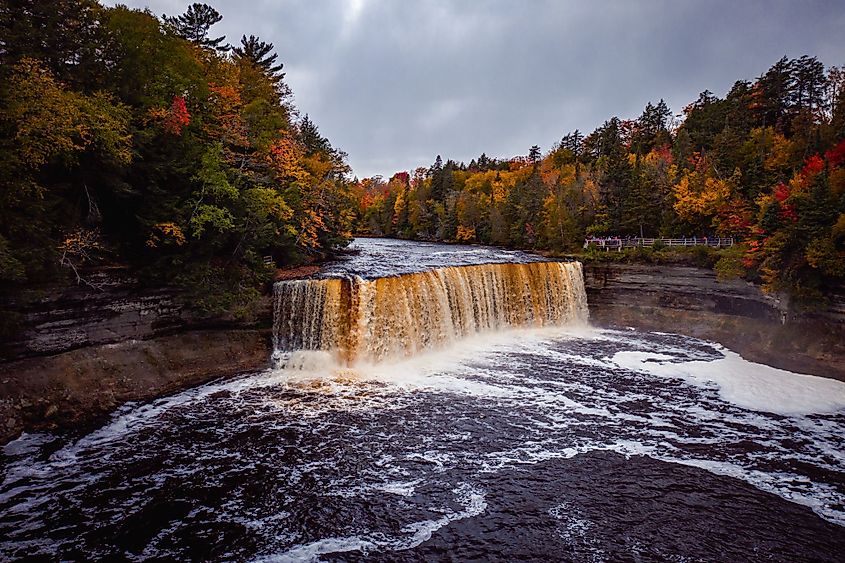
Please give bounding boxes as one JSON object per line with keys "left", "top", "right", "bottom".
{"left": 1, "top": 1, "right": 844, "bottom": 317}
{"left": 0, "top": 1, "right": 356, "bottom": 318}
{"left": 356, "top": 56, "right": 845, "bottom": 302}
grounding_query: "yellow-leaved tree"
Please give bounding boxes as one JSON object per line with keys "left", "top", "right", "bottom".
{"left": 673, "top": 163, "right": 740, "bottom": 233}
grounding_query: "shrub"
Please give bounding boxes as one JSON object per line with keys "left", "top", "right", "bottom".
{"left": 714, "top": 245, "right": 748, "bottom": 280}
{"left": 687, "top": 245, "right": 719, "bottom": 268}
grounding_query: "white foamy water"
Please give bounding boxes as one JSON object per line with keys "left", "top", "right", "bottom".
{"left": 3, "top": 240, "right": 844, "bottom": 560}
{"left": 611, "top": 348, "right": 845, "bottom": 415}
{"left": 259, "top": 483, "right": 488, "bottom": 563}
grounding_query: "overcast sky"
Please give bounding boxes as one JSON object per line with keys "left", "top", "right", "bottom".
{"left": 111, "top": 0, "right": 845, "bottom": 178}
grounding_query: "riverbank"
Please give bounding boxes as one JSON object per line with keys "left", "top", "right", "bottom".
{"left": 0, "top": 269, "right": 275, "bottom": 443}
{"left": 0, "top": 329, "right": 271, "bottom": 444}
{"left": 584, "top": 263, "right": 845, "bottom": 381}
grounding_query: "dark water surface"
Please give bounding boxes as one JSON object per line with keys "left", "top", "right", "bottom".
{"left": 320, "top": 237, "right": 548, "bottom": 278}
{"left": 2, "top": 329, "right": 844, "bottom": 561}
{"left": 1, "top": 240, "right": 844, "bottom": 561}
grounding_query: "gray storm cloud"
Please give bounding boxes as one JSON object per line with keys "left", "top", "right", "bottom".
{"left": 110, "top": 0, "right": 845, "bottom": 178}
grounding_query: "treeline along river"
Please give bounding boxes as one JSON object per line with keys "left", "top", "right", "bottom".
{"left": 1, "top": 239, "right": 845, "bottom": 561}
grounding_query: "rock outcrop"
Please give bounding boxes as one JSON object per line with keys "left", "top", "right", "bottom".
{"left": 0, "top": 329, "right": 271, "bottom": 444}
{"left": 584, "top": 263, "right": 845, "bottom": 381}
{"left": 1, "top": 268, "right": 271, "bottom": 361}
{"left": 0, "top": 270, "right": 273, "bottom": 443}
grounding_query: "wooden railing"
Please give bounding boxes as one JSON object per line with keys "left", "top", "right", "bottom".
{"left": 584, "top": 237, "right": 734, "bottom": 251}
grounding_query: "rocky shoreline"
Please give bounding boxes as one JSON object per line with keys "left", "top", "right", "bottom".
{"left": 583, "top": 263, "right": 845, "bottom": 381}
{"left": 0, "top": 270, "right": 275, "bottom": 444}
{"left": 0, "top": 329, "right": 271, "bottom": 444}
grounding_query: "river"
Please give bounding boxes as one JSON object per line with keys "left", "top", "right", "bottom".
{"left": 2, "top": 238, "right": 844, "bottom": 561}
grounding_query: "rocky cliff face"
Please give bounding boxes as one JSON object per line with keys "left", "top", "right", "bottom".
{"left": 584, "top": 263, "right": 845, "bottom": 381}
{"left": 1, "top": 269, "right": 272, "bottom": 361}
{"left": 0, "top": 329, "right": 271, "bottom": 444}
{"left": 0, "top": 270, "right": 274, "bottom": 443}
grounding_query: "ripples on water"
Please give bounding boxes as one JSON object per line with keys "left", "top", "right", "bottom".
{"left": 2, "top": 328, "right": 844, "bottom": 561}
{"left": 320, "top": 238, "right": 547, "bottom": 279}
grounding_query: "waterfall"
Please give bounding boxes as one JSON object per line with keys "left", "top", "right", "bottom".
{"left": 272, "top": 261, "right": 588, "bottom": 366}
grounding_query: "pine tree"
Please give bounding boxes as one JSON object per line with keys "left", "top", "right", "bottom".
{"left": 164, "top": 3, "right": 228, "bottom": 51}
{"left": 477, "top": 153, "right": 490, "bottom": 171}
{"left": 831, "top": 67, "right": 845, "bottom": 140}
{"left": 724, "top": 81, "right": 755, "bottom": 133}
{"left": 232, "top": 34, "right": 285, "bottom": 82}
{"left": 529, "top": 145, "right": 541, "bottom": 164}
{"left": 782, "top": 57, "right": 828, "bottom": 153}
{"left": 0, "top": 0, "right": 103, "bottom": 86}
{"left": 753, "top": 56, "right": 795, "bottom": 130}
{"left": 681, "top": 90, "right": 728, "bottom": 152}
{"left": 585, "top": 117, "right": 633, "bottom": 231}
{"left": 430, "top": 155, "right": 445, "bottom": 201}
{"left": 792, "top": 55, "right": 828, "bottom": 120}
{"left": 633, "top": 100, "right": 673, "bottom": 154}
{"left": 561, "top": 130, "right": 583, "bottom": 178}
{"left": 298, "top": 115, "right": 331, "bottom": 156}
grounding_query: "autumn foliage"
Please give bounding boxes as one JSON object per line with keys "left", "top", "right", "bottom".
{"left": 354, "top": 56, "right": 845, "bottom": 301}
{"left": 163, "top": 95, "right": 191, "bottom": 135}
{"left": 0, "top": 3, "right": 843, "bottom": 312}
{"left": 0, "top": 1, "right": 353, "bottom": 317}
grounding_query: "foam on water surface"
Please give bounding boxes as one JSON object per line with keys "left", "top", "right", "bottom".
{"left": 2, "top": 329, "right": 844, "bottom": 558}
{"left": 4, "top": 239, "right": 843, "bottom": 559}
{"left": 611, "top": 347, "right": 845, "bottom": 415}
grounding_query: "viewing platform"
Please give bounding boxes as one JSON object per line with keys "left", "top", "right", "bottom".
{"left": 584, "top": 237, "right": 735, "bottom": 251}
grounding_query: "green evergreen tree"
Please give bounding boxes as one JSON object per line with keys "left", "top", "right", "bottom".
{"left": 529, "top": 145, "right": 541, "bottom": 164}
{"left": 233, "top": 34, "right": 285, "bottom": 82}
{"left": 164, "top": 3, "right": 228, "bottom": 51}
{"left": 754, "top": 56, "right": 795, "bottom": 130}
{"left": 0, "top": 0, "right": 104, "bottom": 86}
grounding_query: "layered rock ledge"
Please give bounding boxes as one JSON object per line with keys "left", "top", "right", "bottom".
{"left": 584, "top": 263, "right": 845, "bottom": 381}
{"left": 0, "top": 271, "right": 273, "bottom": 444}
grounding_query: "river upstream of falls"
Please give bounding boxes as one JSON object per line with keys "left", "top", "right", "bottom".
{"left": 2, "top": 238, "right": 845, "bottom": 561}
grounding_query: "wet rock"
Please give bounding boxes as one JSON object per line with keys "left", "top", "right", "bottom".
{"left": 0, "top": 329, "right": 272, "bottom": 445}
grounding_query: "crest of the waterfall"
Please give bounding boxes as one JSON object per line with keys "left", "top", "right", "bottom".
{"left": 272, "top": 261, "right": 588, "bottom": 368}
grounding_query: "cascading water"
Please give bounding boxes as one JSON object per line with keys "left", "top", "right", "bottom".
{"left": 272, "top": 261, "right": 588, "bottom": 366}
